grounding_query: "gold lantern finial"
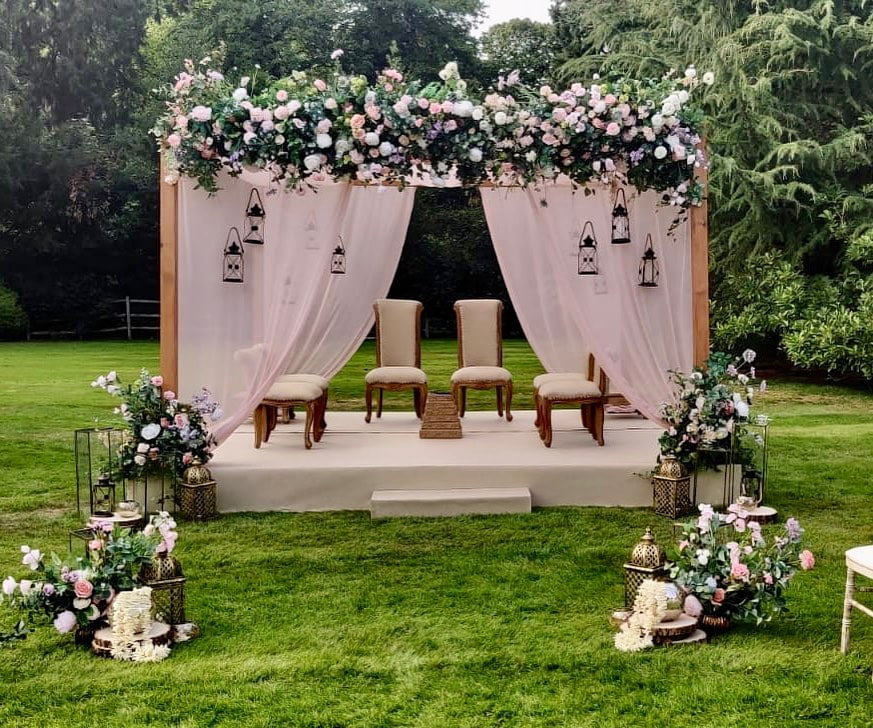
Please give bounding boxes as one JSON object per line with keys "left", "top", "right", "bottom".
{"left": 182, "top": 457, "right": 213, "bottom": 485}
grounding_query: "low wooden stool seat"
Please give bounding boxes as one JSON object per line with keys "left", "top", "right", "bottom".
{"left": 275, "top": 373, "right": 330, "bottom": 427}
{"left": 536, "top": 378, "right": 605, "bottom": 448}
{"left": 254, "top": 381, "right": 325, "bottom": 450}
{"left": 841, "top": 545, "right": 873, "bottom": 653}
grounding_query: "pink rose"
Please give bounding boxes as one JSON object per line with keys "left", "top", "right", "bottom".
{"left": 350, "top": 114, "right": 366, "bottom": 129}
{"left": 800, "top": 550, "right": 815, "bottom": 570}
{"left": 53, "top": 610, "right": 78, "bottom": 634}
{"left": 730, "top": 562, "right": 750, "bottom": 582}
{"left": 160, "top": 417, "right": 171, "bottom": 428}
{"left": 763, "top": 572, "right": 774, "bottom": 585}
{"left": 74, "top": 579, "right": 93, "bottom": 599}
{"left": 314, "top": 79, "right": 327, "bottom": 92}
{"left": 605, "top": 122, "right": 621, "bottom": 136}
{"left": 552, "top": 108, "right": 567, "bottom": 123}
{"left": 166, "top": 133, "right": 181, "bottom": 149}
{"left": 417, "top": 98, "right": 429, "bottom": 110}
{"left": 712, "top": 588, "right": 726, "bottom": 604}
{"left": 441, "top": 100, "right": 454, "bottom": 114}
{"left": 429, "top": 102, "right": 442, "bottom": 114}
{"left": 151, "top": 376, "right": 164, "bottom": 387}
{"left": 182, "top": 452, "right": 194, "bottom": 465}
{"left": 604, "top": 93, "right": 616, "bottom": 105}
{"left": 88, "top": 539, "right": 103, "bottom": 551}
{"left": 275, "top": 89, "right": 288, "bottom": 102}
{"left": 444, "top": 119, "right": 458, "bottom": 132}
{"left": 164, "top": 391, "right": 176, "bottom": 400}
{"left": 174, "top": 413, "right": 189, "bottom": 428}
{"left": 175, "top": 115, "right": 189, "bottom": 129}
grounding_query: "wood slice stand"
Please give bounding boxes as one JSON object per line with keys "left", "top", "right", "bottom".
{"left": 651, "top": 614, "right": 700, "bottom": 646}
{"left": 91, "top": 621, "right": 171, "bottom": 658}
{"left": 745, "top": 505, "right": 778, "bottom": 524}
{"left": 419, "top": 392, "right": 462, "bottom": 439}
{"left": 88, "top": 512, "right": 143, "bottom": 529}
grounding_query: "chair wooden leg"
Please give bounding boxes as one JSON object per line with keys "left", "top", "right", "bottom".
{"left": 253, "top": 405, "right": 266, "bottom": 449}
{"left": 535, "top": 395, "right": 545, "bottom": 439}
{"left": 594, "top": 402, "right": 605, "bottom": 446}
{"left": 496, "top": 386, "right": 504, "bottom": 418}
{"left": 264, "top": 406, "right": 277, "bottom": 444}
{"left": 421, "top": 384, "right": 428, "bottom": 414}
{"left": 841, "top": 568, "right": 856, "bottom": 654}
{"left": 581, "top": 404, "right": 589, "bottom": 430}
{"left": 365, "top": 384, "right": 374, "bottom": 423}
{"left": 505, "top": 381, "right": 513, "bottom": 422}
{"left": 289, "top": 406, "right": 296, "bottom": 420}
{"left": 313, "top": 396, "right": 326, "bottom": 443}
{"left": 533, "top": 387, "right": 541, "bottom": 428}
{"left": 458, "top": 386, "right": 467, "bottom": 417}
{"left": 541, "top": 399, "right": 553, "bottom": 447}
{"left": 413, "top": 388, "right": 422, "bottom": 418}
{"left": 303, "top": 403, "right": 314, "bottom": 449}
{"left": 377, "top": 389, "right": 384, "bottom": 419}
{"left": 320, "top": 389, "right": 328, "bottom": 429}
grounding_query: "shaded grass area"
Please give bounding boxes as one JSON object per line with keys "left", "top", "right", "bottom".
{"left": 1, "top": 341, "right": 873, "bottom": 726}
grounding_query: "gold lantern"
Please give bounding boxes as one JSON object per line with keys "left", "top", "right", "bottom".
{"left": 624, "top": 527, "right": 667, "bottom": 608}
{"left": 652, "top": 454, "right": 693, "bottom": 518}
{"left": 141, "top": 552, "right": 186, "bottom": 625}
{"left": 179, "top": 457, "right": 217, "bottom": 521}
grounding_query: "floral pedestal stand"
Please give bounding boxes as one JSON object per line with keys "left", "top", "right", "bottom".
{"left": 650, "top": 614, "right": 705, "bottom": 646}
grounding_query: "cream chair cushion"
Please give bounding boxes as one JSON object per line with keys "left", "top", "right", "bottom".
{"left": 365, "top": 366, "right": 427, "bottom": 385}
{"left": 264, "top": 381, "right": 323, "bottom": 402}
{"left": 451, "top": 366, "right": 512, "bottom": 384}
{"left": 538, "top": 379, "right": 602, "bottom": 400}
{"left": 375, "top": 299, "right": 420, "bottom": 366}
{"left": 276, "top": 373, "right": 329, "bottom": 391}
{"left": 456, "top": 299, "right": 501, "bottom": 366}
{"left": 533, "top": 372, "right": 590, "bottom": 389}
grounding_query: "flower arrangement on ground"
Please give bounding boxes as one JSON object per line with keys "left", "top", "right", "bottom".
{"left": 659, "top": 349, "right": 766, "bottom": 470}
{"left": 153, "top": 54, "right": 710, "bottom": 205}
{"left": 0, "top": 513, "right": 178, "bottom": 641}
{"left": 92, "top": 370, "right": 220, "bottom": 481}
{"left": 670, "top": 504, "right": 815, "bottom": 625}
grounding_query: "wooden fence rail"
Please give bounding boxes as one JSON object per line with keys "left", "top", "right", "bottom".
{"left": 27, "top": 297, "right": 159, "bottom": 340}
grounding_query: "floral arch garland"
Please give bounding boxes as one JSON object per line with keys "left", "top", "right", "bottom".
{"left": 153, "top": 56, "right": 711, "bottom": 207}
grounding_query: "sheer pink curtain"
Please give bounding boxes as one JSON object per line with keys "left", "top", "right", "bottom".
{"left": 481, "top": 182, "right": 693, "bottom": 422}
{"left": 177, "top": 175, "right": 415, "bottom": 443}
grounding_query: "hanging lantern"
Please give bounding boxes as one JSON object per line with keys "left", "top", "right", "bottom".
{"left": 330, "top": 235, "right": 346, "bottom": 275}
{"left": 623, "top": 527, "right": 668, "bottom": 608}
{"left": 92, "top": 473, "right": 116, "bottom": 516}
{"left": 243, "top": 189, "right": 265, "bottom": 245}
{"left": 222, "top": 227, "right": 244, "bottom": 283}
{"left": 577, "top": 220, "right": 598, "bottom": 276}
{"left": 638, "top": 233, "right": 660, "bottom": 287}
{"left": 611, "top": 188, "right": 631, "bottom": 244}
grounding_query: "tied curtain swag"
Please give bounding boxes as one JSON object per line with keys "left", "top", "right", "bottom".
{"left": 177, "top": 174, "right": 416, "bottom": 443}
{"left": 177, "top": 177, "right": 691, "bottom": 445}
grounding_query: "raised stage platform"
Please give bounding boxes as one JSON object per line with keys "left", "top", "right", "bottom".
{"left": 209, "top": 410, "right": 721, "bottom": 513}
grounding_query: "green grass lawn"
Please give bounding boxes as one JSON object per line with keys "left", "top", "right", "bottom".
{"left": 1, "top": 341, "right": 873, "bottom": 727}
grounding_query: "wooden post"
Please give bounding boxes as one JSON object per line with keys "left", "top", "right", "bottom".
{"left": 690, "top": 147, "right": 710, "bottom": 366}
{"left": 159, "top": 156, "right": 179, "bottom": 391}
{"left": 125, "top": 296, "right": 132, "bottom": 340}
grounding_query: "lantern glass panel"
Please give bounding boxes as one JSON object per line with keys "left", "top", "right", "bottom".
{"left": 243, "top": 190, "right": 265, "bottom": 245}
{"left": 638, "top": 234, "right": 659, "bottom": 287}
{"left": 611, "top": 189, "right": 631, "bottom": 244}
{"left": 331, "top": 247, "right": 346, "bottom": 275}
{"left": 75, "top": 427, "right": 124, "bottom": 516}
{"left": 223, "top": 227, "right": 245, "bottom": 283}
{"left": 577, "top": 221, "right": 599, "bottom": 275}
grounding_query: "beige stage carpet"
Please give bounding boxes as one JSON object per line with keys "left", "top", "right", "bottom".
{"left": 207, "top": 410, "right": 729, "bottom": 513}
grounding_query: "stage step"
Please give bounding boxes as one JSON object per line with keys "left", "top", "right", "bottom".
{"left": 370, "top": 487, "right": 531, "bottom": 518}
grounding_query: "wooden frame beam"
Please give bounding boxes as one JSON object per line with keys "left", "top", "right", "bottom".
{"left": 159, "top": 157, "right": 179, "bottom": 392}
{"left": 690, "top": 149, "right": 710, "bottom": 366}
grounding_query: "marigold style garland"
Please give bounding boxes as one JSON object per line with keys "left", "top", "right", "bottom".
{"left": 153, "top": 56, "right": 710, "bottom": 205}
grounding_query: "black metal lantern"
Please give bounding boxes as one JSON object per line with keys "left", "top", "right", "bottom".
{"left": 223, "top": 227, "right": 244, "bottom": 283}
{"left": 92, "top": 474, "right": 117, "bottom": 515}
{"left": 243, "top": 189, "right": 265, "bottom": 245}
{"left": 330, "top": 235, "right": 346, "bottom": 275}
{"left": 638, "top": 233, "right": 659, "bottom": 287}
{"left": 611, "top": 188, "right": 631, "bottom": 244}
{"left": 577, "top": 221, "right": 598, "bottom": 276}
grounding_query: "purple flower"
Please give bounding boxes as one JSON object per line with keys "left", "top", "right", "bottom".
{"left": 42, "top": 583, "right": 55, "bottom": 596}
{"left": 786, "top": 517, "right": 803, "bottom": 542}
{"left": 629, "top": 148, "right": 644, "bottom": 166}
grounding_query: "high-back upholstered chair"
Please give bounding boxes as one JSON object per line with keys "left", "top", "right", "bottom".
{"left": 365, "top": 299, "right": 428, "bottom": 423}
{"left": 533, "top": 353, "right": 606, "bottom": 447}
{"left": 451, "top": 299, "right": 513, "bottom": 421}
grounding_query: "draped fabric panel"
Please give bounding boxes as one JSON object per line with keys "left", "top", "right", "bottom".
{"left": 177, "top": 175, "right": 415, "bottom": 443}
{"left": 481, "top": 183, "right": 693, "bottom": 422}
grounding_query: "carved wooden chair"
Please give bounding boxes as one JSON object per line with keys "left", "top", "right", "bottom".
{"left": 254, "top": 380, "right": 326, "bottom": 449}
{"left": 365, "top": 299, "right": 428, "bottom": 423}
{"left": 451, "top": 299, "right": 513, "bottom": 421}
{"left": 533, "top": 353, "right": 606, "bottom": 447}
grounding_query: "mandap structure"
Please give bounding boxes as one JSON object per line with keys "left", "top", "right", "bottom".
{"left": 154, "top": 59, "right": 711, "bottom": 445}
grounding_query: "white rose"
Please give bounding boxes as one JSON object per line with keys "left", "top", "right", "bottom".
{"left": 324, "top": 97, "right": 338, "bottom": 110}
{"left": 525, "top": 150, "right": 537, "bottom": 162}
{"left": 275, "top": 135, "right": 285, "bottom": 145}
{"left": 468, "top": 148, "right": 483, "bottom": 163}
{"left": 378, "top": 141, "right": 394, "bottom": 156}
{"left": 593, "top": 100, "right": 606, "bottom": 115}
{"left": 735, "top": 400, "right": 750, "bottom": 419}
{"left": 651, "top": 113, "right": 664, "bottom": 130}
{"left": 137, "top": 442, "right": 149, "bottom": 453}
{"left": 365, "top": 91, "right": 377, "bottom": 105}
{"left": 2, "top": 576, "right": 16, "bottom": 596}
{"left": 316, "top": 133, "right": 333, "bottom": 148}
{"left": 364, "top": 132, "right": 380, "bottom": 146}
{"left": 134, "top": 454, "right": 147, "bottom": 466}
{"left": 472, "top": 106, "right": 484, "bottom": 121}
{"left": 654, "top": 146, "right": 667, "bottom": 160}
{"left": 661, "top": 100, "right": 677, "bottom": 116}
{"left": 454, "top": 100, "right": 474, "bottom": 118}
{"left": 232, "top": 88, "right": 248, "bottom": 102}
{"left": 141, "top": 423, "right": 161, "bottom": 441}
{"left": 303, "top": 154, "right": 322, "bottom": 171}
{"left": 456, "top": 80, "right": 467, "bottom": 92}
{"left": 438, "top": 69, "right": 450, "bottom": 81}
{"left": 677, "top": 90, "right": 689, "bottom": 104}
{"left": 335, "top": 139, "right": 351, "bottom": 155}
{"left": 685, "top": 66, "right": 697, "bottom": 79}
{"left": 702, "top": 71, "right": 715, "bottom": 86}
{"left": 494, "top": 111, "right": 507, "bottom": 125}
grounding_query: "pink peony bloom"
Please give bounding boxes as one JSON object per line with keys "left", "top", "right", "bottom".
{"left": 429, "top": 102, "right": 442, "bottom": 114}
{"left": 275, "top": 89, "right": 288, "bottom": 102}
{"left": 605, "top": 122, "right": 621, "bottom": 136}
{"left": 552, "top": 108, "right": 567, "bottom": 123}
{"left": 190, "top": 105, "right": 212, "bottom": 122}
{"left": 800, "top": 550, "right": 815, "bottom": 570}
{"left": 53, "top": 610, "right": 78, "bottom": 634}
{"left": 683, "top": 594, "right": 703, "bottom": 617}
{"left": 763, "top": 572, "right": 774, "bottom": 585}
{"left": 417, "top": 97, "right": 429, "bottom": 110}
{"left": 314, "top": 79, "right": 327, "bottom": 92}
{"left": 350, "top": 114, "right": 366, "bottom": 129}
{"left": 166, "top": 133, "right": 182, "bottom": 149}
{"left": 730, "top": 562, "right": 750, "bottom": 582}
{"left": 151, "top": 376, "right": 164, "bottom": 387}
{"left": 441, "top": 100, "right": 455, "bottom": 114}
{"left": 74, "top": 580, "right": 93, "bottom": 599}
{"left": 164, "top": 391, "right": 176, "bottom": 401}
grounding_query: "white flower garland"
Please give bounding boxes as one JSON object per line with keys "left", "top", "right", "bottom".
{"left": 614, "top": 579, "right": 668, "bottom": 652}
{"left": 109, "top": 586, "right": 171, "bottom": 662}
